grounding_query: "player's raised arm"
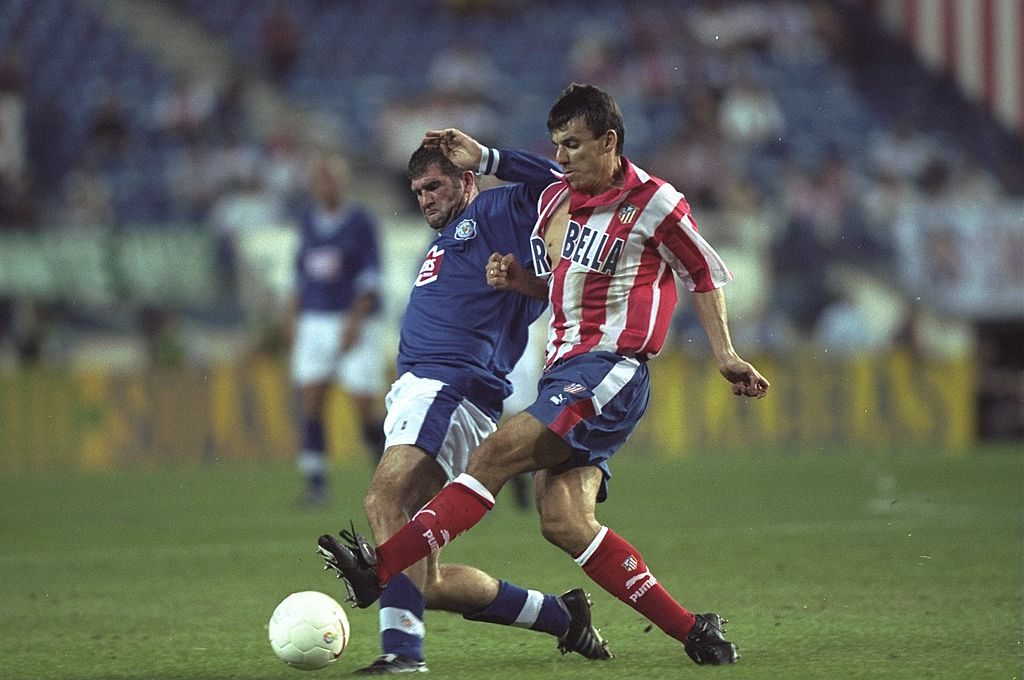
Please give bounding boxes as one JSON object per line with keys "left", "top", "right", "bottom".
{"left": 424, "top": 128, "right": 561, "bottom": 190}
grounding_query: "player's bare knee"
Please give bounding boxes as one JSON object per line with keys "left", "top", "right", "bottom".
{"left": 539, "top": 515, "right": 594, "bottom": 555}
{"left": 466, "top": 416, "right": 550, "bottom": 487}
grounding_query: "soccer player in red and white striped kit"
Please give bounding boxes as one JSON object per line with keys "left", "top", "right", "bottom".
{"left": 319, "top": 83, "right": 770, "bottom": 666}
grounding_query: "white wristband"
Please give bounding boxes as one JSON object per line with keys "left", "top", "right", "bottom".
{"left": 477, "top": 145, "right": 500, "bottom": 175}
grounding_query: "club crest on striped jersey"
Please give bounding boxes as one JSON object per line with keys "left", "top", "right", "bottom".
{"left": 561, "top": 219, "right": 625, "bottom": 275}
{"left": 454, "top": 218, "right": 477, "bottom": 240}
{"left": 622, "top": 554, "right": 639, "bottom": 571}
{"left": 617, "top": 202, "right": 639, "bottom": 224}
{"left": 415, "top": 244, "right": 445, "bottom": 287}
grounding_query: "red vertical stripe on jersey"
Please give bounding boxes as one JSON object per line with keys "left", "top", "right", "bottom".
{"left": 643, "top": 268, "right": 678, "bottom": 359}
{"left": 547, "top": 259, "right": 570, "bottom": 368}
{"left": 576, "top": 274, "right": 613, "bottom": 355}
{"left": 619, "top": 240, "right": 671, "bottom": 356}
{"left": 653, "top": 205, "right": 716, "bottom": 292}
{"left": 549, "top": 397, "right": 597, "bottom": 436}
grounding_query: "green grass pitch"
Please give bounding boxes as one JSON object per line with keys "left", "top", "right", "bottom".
{"left": 1, "top": 447, "right": 1021, "bottom": 679}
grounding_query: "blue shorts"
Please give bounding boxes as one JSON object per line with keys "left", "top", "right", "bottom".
{"left": 525, "top": 352, "right": 650, "bottom": 502}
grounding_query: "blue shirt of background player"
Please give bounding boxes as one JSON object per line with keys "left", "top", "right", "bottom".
{"left": 294, "top": 206, "right": 382, "bottom": 314}
{"left": 397, "top": 149, "right": 559, "bottom": 423}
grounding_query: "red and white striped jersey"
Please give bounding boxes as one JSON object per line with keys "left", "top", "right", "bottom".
{"left": 530, "top": 157, "right": 732, "bottom": 368}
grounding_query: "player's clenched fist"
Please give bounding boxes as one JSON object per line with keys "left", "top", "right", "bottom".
{"left": 486, "top": 252, "right": 515, "bottom": 290}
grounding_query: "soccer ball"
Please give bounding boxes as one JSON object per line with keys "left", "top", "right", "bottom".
{"left": 269, "top": 591, "right": 350, "bottom": 671}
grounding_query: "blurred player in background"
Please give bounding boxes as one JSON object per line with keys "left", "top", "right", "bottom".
{"left": 289, "top": 153, "right": 386, "bottom": 507}
{"left": 319, "top": 85, "right": 770, "bottom": 667}
{"left": 321, "top": 144, "right": 610, "bottom": 674}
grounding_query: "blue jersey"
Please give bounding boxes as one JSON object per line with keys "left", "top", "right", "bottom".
{"left": 398, "top": 149, "right": 560, "bottom": 422}
{"left": 294, "top": 205, "right": 382, "bottom": 314}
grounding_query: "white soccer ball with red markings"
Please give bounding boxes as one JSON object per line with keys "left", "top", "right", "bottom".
{"left": 269, "top": 591, "right": 350, "bottom": 671}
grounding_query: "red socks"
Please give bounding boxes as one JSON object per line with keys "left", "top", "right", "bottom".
{"left": 375, "top": 474, "right": 495, "bottom": 584}
{"left": 373, "top": 478, "right": 697, "bottom": 645}
{"left": 578, "top": 527, "right": 696, "bottom": 642}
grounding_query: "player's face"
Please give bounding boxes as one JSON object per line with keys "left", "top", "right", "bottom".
{"left": 410, "top": 165, "right": 470, "bottom": 230}
{"left": 550, "top": 118, "right": 618, "bottom": 194}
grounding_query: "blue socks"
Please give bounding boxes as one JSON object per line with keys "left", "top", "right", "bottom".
{"left": 378, "top": 578, "right": 571, "bottom": 662}
{"left": 298, "top": 418, "right": 326, "bottom": 493}
{"left": 464, "top": 580, "right": 570, "bottom": 637}
{"left": 379, "top": 573, "right": 426, "bottom": 661}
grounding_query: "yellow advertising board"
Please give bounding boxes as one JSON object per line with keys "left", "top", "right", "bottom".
{"left": 0, "top": 352, "right": 976, "bottom": 473}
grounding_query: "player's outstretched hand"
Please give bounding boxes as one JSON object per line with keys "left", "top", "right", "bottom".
{"left": 423, "top": 128, "right": 482, "bottom": 171}
{"left": 719, "top": 357, "right": 770, "bottom": 399}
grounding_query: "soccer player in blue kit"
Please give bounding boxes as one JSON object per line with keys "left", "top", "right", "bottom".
{"left": 289, "top": 153, "right": 387, "bottom": 506}
{"left": 323, "top": 142, "right": 611, "bottom": 673}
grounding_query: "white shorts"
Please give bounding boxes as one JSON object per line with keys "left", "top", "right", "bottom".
{"left": 383, "top": 372, "right": 497, "bottom": 481}
{"left": 290, "top": 311, "right": 385, "bottom": 394}
{"left": 502, "top": 313, "right": 548, "bottom": 417}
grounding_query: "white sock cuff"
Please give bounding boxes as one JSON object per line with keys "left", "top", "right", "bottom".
{"left": 379, "top": 607, "right": 426, "bottom": 638}
{"left": 453, "top": 473, "right": 496, "bottom": 506}
{"left": 574, "top": 526, "right": 609, "bottom": 567}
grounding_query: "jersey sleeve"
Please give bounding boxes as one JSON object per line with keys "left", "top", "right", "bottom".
{"left": 479, "top": 147, "right": 562, "bottom": 195}
{"left": 650, "top": 191, "right": 733, "bottom": 293}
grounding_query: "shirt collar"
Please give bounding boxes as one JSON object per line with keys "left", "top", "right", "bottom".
{"left": 567, "top": 157, "right": 644, "bottom": 211}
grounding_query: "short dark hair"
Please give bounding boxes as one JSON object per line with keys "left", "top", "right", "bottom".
{"left": 547, "top": 83, "right": 625, "bottom": 155}
{"left": 407, "top": 145, "right": 464, "bottom": 182}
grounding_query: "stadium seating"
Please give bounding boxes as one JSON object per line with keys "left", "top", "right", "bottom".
{"left": 7, "top": 0, "right": 1018, "bottom": 226}
{"left": 1, "top": 0, "right": 179, "bottom": 222}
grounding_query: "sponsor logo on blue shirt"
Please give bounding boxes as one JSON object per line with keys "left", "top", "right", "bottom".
{"left": 415, "top": 245, "right": 445, "bottom": 287}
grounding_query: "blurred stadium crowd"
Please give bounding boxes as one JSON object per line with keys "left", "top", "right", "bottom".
{"left": 0, "top": 1, "right": 1021, "bottom": 414}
